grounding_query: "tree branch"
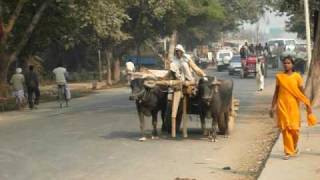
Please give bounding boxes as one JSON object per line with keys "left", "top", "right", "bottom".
{"left": 1, "top": 0, "right": 26, "bottom": 47}
{"left": 4, "top": 0, "right": 26, "bottom": 34}
{"left": 9, "top": 0, "right": 52, "bottom": 64}
{"left": 145, "top": 40, "right": 164, "bottom": 62}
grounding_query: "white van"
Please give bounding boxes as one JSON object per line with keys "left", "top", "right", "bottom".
{"left": 215, "top": 49, "right": 233, "bottom": 71}
{"left": 268, "top": 38, "right": 297, "bottom": 52}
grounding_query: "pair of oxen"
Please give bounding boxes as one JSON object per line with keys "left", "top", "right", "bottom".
{"left": 129, "top": 74, "right": 233, "bottom": 142}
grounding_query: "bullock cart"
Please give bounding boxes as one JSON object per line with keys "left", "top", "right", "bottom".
{"left": 129, "top": 69, "right": 239, "bottom": 139}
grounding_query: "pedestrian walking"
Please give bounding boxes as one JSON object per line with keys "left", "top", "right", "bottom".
{"left": 256, "top": 57, "right": 265, "bottom": 91}
{"left": 264, "top": 42, "right": 271, "bottom": 56}
{"left": 249, "top": 44, "right": 255, "bottom": 55}
{"left": 10, "top": 68, "right": 25, "bottom": 110}
{"left": 240, "top": 45, "right": 247, "bottom": 59}
{"left": 256, "top": 43, "right": 263, "bottom": 56}
{"left": 25, "top": 65, "right": 40, "bottom": 109}
{"left": 270, "top": 56, "right": 317, "bottom": 160}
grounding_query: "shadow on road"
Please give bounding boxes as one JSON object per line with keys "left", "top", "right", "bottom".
{"left": 101, "top": 128, "right": 232, "bottom": 142}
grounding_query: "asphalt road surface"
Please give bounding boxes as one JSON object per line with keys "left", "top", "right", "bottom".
{"left": 0, "top": 67, "right": 278, "bottom": 180}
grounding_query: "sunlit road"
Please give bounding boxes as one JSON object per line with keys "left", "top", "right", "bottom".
{"left": 0, "top": 67, "right": 277, "bottom": 180}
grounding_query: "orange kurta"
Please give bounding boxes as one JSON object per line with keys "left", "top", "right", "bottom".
{"left": 276, "top": 72, "right": 304, "bottom": 130}
{"left": 276, "top": 72, "right": 317, "bottom": 155}
{"left": 276, "top": 72, "right": 317, "bottom": 129}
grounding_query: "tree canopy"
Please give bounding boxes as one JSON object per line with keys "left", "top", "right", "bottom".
{"left": 0, "top": 0, "right": 266, "bottom": 92}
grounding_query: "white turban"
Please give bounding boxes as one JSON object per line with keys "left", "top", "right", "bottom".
{"left": 16, "top": 68, "right": 22, "bottom": 74}
{"left": 175, "top": 44, "right": 185, "bottom": 53}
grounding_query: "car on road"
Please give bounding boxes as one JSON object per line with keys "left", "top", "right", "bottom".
{"left": 216, "top": 49, "right": 233, "bottom": 71}
{"left": 268, "top": 38, "right": 297, "bottom": 53}
{"left": 228, "top": 55, "right": 242, "bottom": 75}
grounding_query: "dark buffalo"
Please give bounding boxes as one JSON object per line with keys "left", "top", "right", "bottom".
{"left": 129, "top": 77, "right": 168, "bottom": 141}
{"left": 198, "top": 76, "right": 233, "bottom": 141}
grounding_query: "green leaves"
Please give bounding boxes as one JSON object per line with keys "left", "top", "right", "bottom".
{"left": 71, "top": 0, "right": 130, "bottom": 41}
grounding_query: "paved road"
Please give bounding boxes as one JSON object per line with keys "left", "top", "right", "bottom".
{"left": 0, "top": 67, "right": 277, "bottom": 180}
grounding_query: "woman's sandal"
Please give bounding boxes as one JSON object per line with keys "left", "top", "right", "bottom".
{"left": 292, "top": 148, "right": 300, "bottom": 157}
{"left": 283, "top": 155, "right": 290, "bottom": 160}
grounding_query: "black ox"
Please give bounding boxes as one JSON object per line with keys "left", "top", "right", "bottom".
{"left": 197, "top": 77, "right": 234, "bottom": 142}
{"left": 129, "top": 77, "right": 168, "bottom": 141}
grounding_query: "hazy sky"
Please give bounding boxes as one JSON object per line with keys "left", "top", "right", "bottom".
{"left": 243, "top": 11, "right": 298, "bottom": 39}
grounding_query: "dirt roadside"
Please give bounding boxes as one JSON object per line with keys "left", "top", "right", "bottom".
{"left": 232, "top": 79, "right": 279, "bottom": 180}
{"left": 0, "top": 81, "right": 127, "bottom": 112}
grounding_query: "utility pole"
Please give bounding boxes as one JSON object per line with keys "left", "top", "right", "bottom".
{"left": 256, "top": 22, "right": 260, "bottom": 44}
{"left": 98, "top": 49, "right": 102, "bottom": 82}
{"left": 97, "top": 39, "right": 102, "bottom": 82}
{"left": 304, "top": 0, "right": 312, "bottom": 72}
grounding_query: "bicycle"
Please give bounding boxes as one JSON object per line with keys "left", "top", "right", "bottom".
{"left": 57, "top": 84, "right": 69, "bottom": 108}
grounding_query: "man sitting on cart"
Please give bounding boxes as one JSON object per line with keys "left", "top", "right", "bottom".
{"left": 168, "top": 44, "right": 207, "bottom": 137}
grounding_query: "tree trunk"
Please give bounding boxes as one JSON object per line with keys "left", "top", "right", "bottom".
{"left": 104, "top": 49, "right": 112, "bottom": 86}
{"left": 0, "top": 53, "right": 10, "bottom": 97}
{"left": 136, "top": 44, "right": 141, "bottom": 71}
{"left": 113, "top": 58, "right": 121, "bottom": 83}
{"left": 305, "top": 14, "right": 320, "bottom": 107}
{"left": 313, "top": 10, "right": 319, "bottom": 42}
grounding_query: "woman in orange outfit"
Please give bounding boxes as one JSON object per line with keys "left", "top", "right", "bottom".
{"left": 270, "top": 56, "right": 317, "bottom": 160}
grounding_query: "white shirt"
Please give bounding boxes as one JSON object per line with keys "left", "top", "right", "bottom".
{"left": 170, "top": 54, "right": 194, "bottom": 81}
{"left": 126, "top": 62, "right": 135, "bottom": 72}
{"left": 53, "top": 67, "right": 67, "bottom": 84}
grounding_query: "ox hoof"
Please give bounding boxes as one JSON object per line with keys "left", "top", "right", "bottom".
{"left": 209, "top": 138, "right": 217, "bottom": 142}
{"left": 208, "top": 137, "right": 217, "bottom": 142}
{"left": 202, "top": 130, "right": 209, "bottom": 136}
{"left": 138, "top": 137, "right": 147, "bottom": 141}
{"left": 151, "top": 136, "right": 159, "bottom": 140}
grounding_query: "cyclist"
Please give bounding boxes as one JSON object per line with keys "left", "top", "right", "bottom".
{"left": 10, "top": 68, "right": 25, "bottom": 110}
{"left": 53, "top": 63, "right": 69, "bottom": 107}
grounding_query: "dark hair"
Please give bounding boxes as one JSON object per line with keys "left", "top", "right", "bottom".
{"left": 282, "top": 56, "right": 295, "bottom": 64}
{"left": 29, "top": 65, "right": 34, "bottom": 71}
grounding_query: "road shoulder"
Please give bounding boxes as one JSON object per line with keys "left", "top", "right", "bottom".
{"left": 259, "top": 109, "right": 320, "bottom": 180}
